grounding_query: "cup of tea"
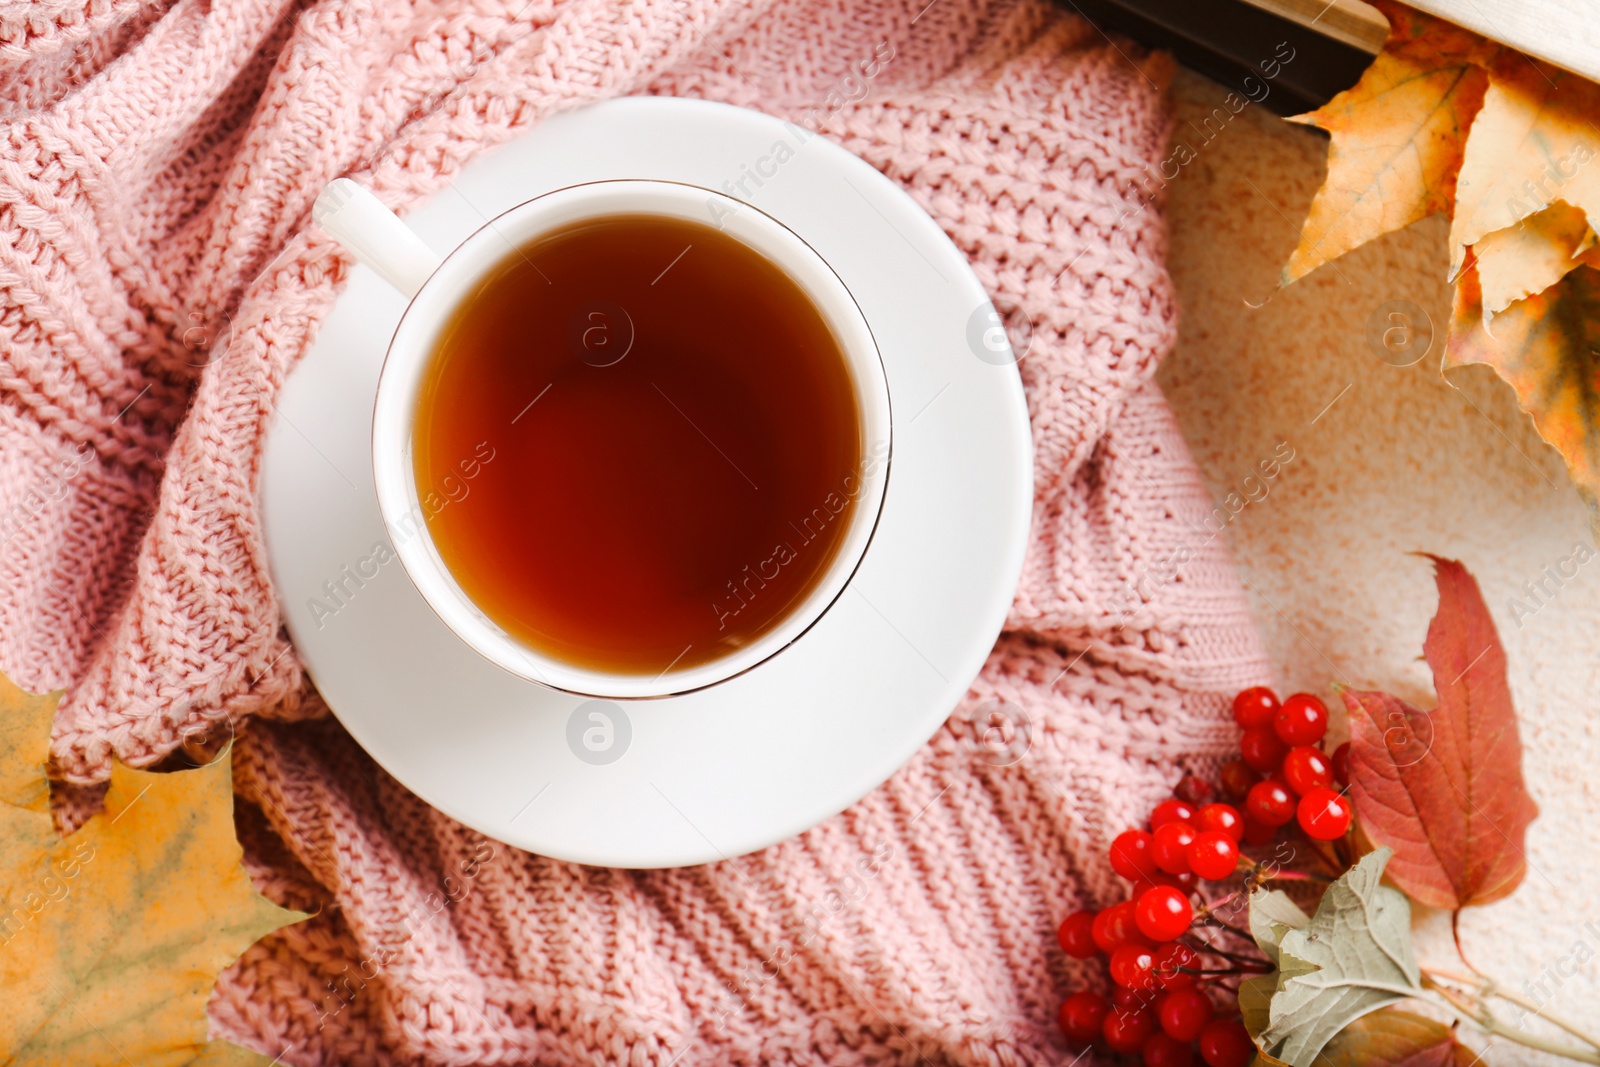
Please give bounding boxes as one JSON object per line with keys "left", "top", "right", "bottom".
{"left": 313, "top": 178, "right": 892, "bottom": 699}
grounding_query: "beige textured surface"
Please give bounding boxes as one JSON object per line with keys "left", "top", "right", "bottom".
{"left": 1158, "top": 69, "right": 1600, "bottom": 1061}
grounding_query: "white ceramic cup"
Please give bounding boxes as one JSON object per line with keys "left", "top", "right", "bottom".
{"left": 312, "top": 177, "right": 892, "bottom": 699}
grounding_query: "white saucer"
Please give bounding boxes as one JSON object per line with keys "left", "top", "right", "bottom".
{"left": 260, "top": 97, "right": 1032, "bottom": 868}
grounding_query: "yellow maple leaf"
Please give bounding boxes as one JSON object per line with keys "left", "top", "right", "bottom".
{"left": 1447, "top": 55, "right": 1600, "bottom": 281}
{"left": 1473, "top": 200, "right": 1593, "bottom": 320}
{"left": 0, "top": 673, "right": 306, "bottom": 1066}
{"left": 1449, "top": 258, "right": 1600, "bottom": 521}
{"left": 1281, "top": 0, "right": 1493, "bottom": 285}
{"left": 1280, "top": 1, "right": 1600, "bottom": 525}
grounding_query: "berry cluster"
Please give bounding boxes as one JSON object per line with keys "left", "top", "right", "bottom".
{"left": 1223, "top": 687, "right": 1351, "bottom": 844}
{"left": 1054, "top": 688, "right": 1355, "bottom": 1065}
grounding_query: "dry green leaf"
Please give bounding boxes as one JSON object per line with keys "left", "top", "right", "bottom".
{"left": 0, "top": 674, "right": 306, "bottom": 1065}
{"left": 1449, "top": 256, "right": 1600, "bottom": 522}
{"left": 1254, "top": 848, "right": 1423, "bottom": 1067}
{"left": 1281, "top": 0, "right": 1491, "bottom": 284}
{"left": 1248, "top": 888, "right": 1311, "bottom": 966}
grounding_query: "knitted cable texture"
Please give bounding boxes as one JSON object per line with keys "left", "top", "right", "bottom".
{"left": 0, "top": 0, "right": 1271, "bottom": 1062}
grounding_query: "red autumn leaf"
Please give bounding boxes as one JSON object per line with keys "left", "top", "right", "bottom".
{"left": 1341, "top": 555, "right": 1538, "bottom": 909}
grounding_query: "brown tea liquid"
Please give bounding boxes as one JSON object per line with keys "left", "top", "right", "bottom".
{"left": 412, "top": 212, "right": 863, "bottom": 678}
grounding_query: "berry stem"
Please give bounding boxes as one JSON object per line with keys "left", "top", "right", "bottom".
{"left": 1180, "top": 933, "right": 1267, "bottom": 968}
{"left": 1330, "top": 831, "right": 1355, "bottom": 871}
{"left": 1204, "top": 888, "right": 1244, "bottom": 915}
{"left": 1238, "top": 856, "right": 1331, "bottom": 885}
{"left": 1193, "top": 904, "right": 1253, "bottom": 941}
{"left": 1423, "top": 968, "right": 1600, "bottom": 1054}
{"left": 1299, "top": 833, "right": 1345, "bottom": 876}
{"left": 1257, "top": 868, "right": 1331, "bottom": 884}
{"left": 1180, "top": 964, "right": 1274, "bottom": 976}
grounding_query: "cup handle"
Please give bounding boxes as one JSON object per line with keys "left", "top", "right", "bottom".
{"left": 313, "top": 178, "right": 444, "bottom": 300}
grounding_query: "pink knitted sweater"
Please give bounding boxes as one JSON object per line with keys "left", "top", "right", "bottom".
{"left": 0, "top": 0, "right": 1270, "bottom": 1062}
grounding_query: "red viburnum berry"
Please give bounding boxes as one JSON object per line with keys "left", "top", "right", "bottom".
{"left": 1111, "top": 829, "right": 1160, "bottom": 881}
{"left": 1281, "top": 746, "right": 1334, "bottom": 795}
{"left": 1331, "top": 741, "right": 1351, "bottom": 787}
{"left": 1198, "top": 1019, "right": 1255, "bottom": 1067}
{"left": 1093, "top": 900, "right": 1150, "bottom": 953}
{"left": 1142, "top": 1031, "right": 1194, "bottom": 1067}
{"left": 1195, "top": 803, "right": 1245, "bottom": 843}
{"left": 1231, "top": 686, "right": 1278, "bottom": 728}
{"left": 1240, "top": 814, "right": 1277, "bottom": 846}
{"left": 1135, "top": 885, "right": 1193, "bottom": 942}
{"left": 1151, "top": 822, "right": 1198, "bottom": 875}
{"left": 1297, "top": 787, "right": 1353, "bottom": 840}
{"left": 1218, "top": 759, "right": 1259, "bottom": 799}
{"left": 1058, "top": 910, "right": 1098, "bottom": 958}
{"left": 1239, "top": 726, "right": 1288, "bottom": 773}
{"left": 1104, "top": 1006, "right": 1158, "bottom": 1054}
{"left": 1111, "top": 944, "right": 1159, "bottom": 989}
{"left": 1114, "top": 986, "right": 1157, "bottom": 1011}
{"left": 1151, "top": 941, "right": 1198, "bottom": 988}
{"left": 1245, "top": 779, "right": 1296, "bottom": 827}
{"left": 1174, "top": 774, "right": 1214, "bottom": 806}
{"left": 1158, "top": 870, "right": 1198, "bottom": 892}
{"left": 1158, "top": 987, "right": 1215, "bottom": 1041}
{"left": 1132, "top": 870, "right": 1198, "bottom": 899}
{"left": 1059, "top": 991, "right": 1109, "bottom": 1042}
{"left": 1275, "top": 692, "right": 1328, "bottom": 746}
{"left": 1186, "top": 830, "right": 1240, "bottom": 881}
{"left": 1151, "top": 798, "right": 1197, "bottom": 830}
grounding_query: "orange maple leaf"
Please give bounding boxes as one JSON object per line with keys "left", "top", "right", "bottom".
{"left": 0, "top": 673, "right": 306, "bottom": 1066}
{"left": 1449, "top": 256, "right": 1600, "bottom": 518}
{"left": 1281, "top": 0, "right": 1493, "bottom": 284}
